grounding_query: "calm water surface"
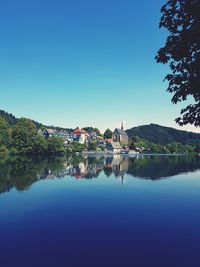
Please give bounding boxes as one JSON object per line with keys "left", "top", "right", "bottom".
{"left": 0, "top": 155, "right": 200, "bottom": 267}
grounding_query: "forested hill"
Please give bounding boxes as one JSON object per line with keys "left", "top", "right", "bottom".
{"left": 0, "top": 109, "right": 72, "bottom": 131}
{"left": 1, "top": 109, "right": 200, "bottom": 145}
{"left": 0, "top": 110, "right": 17, "bottom": 125}
{"left": 126, "top": 124, "right": 200, "bottom": 145}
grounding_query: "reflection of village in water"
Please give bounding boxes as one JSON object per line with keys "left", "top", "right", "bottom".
{"left": 64, "top": 156, "right": 129, "bottom": 183}
{"left": 46, "top": 155, "right": 200, "bottom": 182}
{"left": 1, "top": 155, "right": 200, "bottom": 194}
{"left": 39, "top": 155, "right": 129, "bottom": 182}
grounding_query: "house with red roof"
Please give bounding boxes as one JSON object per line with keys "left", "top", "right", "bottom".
{"left": 72, "top": 127, "right": 89, "bottom": 144}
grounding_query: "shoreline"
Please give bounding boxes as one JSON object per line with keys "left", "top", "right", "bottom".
{"left": 80, "top": 151, "right": 193, "bottom": 157}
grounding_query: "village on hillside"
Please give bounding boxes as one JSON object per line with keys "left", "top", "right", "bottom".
{"left": 1, "top": 110, "right": 198, "bottom": 156}
{"left": 37, "top": 121, "right": 200, "bottom": 155}
{"left": 39, "top": 121, "right": 143, "bottom": 154}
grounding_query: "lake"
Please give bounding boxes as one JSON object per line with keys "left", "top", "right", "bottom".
{"left": 0, "top": 155, "right": 200, "bottom": 267}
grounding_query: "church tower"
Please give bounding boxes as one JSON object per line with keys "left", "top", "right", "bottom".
{"left": 112, "top": 120, "right": 129, "bottom": 145}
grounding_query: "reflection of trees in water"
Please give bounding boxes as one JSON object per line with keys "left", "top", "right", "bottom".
{"left": 0, "top": 156, "right": 106, "bottom": 194}
{"left": 0, "top": 156, "right": 66, "bottom": 194}
{"left": 127, "top": 156, "right": 200, "bottom": 179}
{"left": 1, "top": 155, "right": 200, "bottom": 194}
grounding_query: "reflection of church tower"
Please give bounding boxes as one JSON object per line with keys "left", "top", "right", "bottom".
{"left": 112, "top": 156, "right": 129, "bottom": 182}
{"left": 121, "top": 175, "right": 124, "bottom": 184}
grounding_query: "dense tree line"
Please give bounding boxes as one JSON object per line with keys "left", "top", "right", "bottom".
{"left": 129, "top": 135, "right": 198, "bottom": 154}
{"left": 83, "top": 127, "right": 102, "bottom": 136}
{"left": 0, "top": 116, "right": 94, "bottom": 156}
{"left": 0, "top": 117, "right": 65, "bottom": 156}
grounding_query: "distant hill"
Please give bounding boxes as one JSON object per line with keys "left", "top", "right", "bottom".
{"left": 0, "top": 109, "right": 73, "bottom": 132}
{"left": 1, "top": 109, "right": 200, "bottom": 144}
{"left": 126, "top": 124, "right": 200, "bottom": 145}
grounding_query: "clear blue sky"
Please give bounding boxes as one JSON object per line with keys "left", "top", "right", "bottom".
{"left": 0, "top": 0, "right": 197, "bottom": 132}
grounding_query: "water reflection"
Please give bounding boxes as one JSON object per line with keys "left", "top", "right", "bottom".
{"left": 0, "top": 155, "right": 200, "bottom": 194}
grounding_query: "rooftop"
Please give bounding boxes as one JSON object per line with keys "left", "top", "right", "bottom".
{"left": 114, "top": 128, "right": 128, "bottom": 136}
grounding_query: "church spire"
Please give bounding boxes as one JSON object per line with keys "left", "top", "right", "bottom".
{"left": 121, "top": 120, "right": 124, "bottom": 130}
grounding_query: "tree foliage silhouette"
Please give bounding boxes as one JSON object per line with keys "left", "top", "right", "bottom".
{"left": 156, "top": 0, "right": 200, "bottom": 126}
{"left": 104, "top": 128, "right": 113, "bottom": 139}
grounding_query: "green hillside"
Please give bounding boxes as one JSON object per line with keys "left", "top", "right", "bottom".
{"left": 1, "top": 109, "right": 200, "bottom": 146}
{"left": 0, "top": 110, "right": 17, "bottom": 125}
{"left": 0, "top": 109, "right": 72, "bottom": 131}
{"left": 126, "top": 124, "right": 200, "bottom": 145}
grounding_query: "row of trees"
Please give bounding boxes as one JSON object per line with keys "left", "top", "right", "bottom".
{"left": 0, "top": 116, "right": 108, "bottom": 155}
{"left": 83, "top": 127, "right": 113, "bottom": 140}
{"left": 129, "top": 135, "right": 200, "bottom": 154}
{"left": 0, "top": 117, "right": 65, "bottom": 156}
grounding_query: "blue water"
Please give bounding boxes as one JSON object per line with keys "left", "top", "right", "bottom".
{"left": 0, "top": 155, "right": 200, "bottom": 266}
